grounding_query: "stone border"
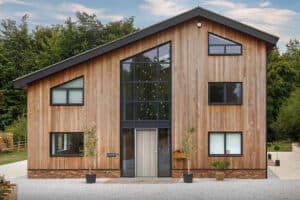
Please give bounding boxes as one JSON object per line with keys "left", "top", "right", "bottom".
{"left": 172, "top": 169, "right": 266, "bottom": 179}
{"left": 28, "top": 169, "right": 120, "bottom": 178}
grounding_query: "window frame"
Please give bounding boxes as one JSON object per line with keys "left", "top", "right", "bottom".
{"left": 208, "top": 82, "right": 243, "bottom": 105}
{"left": 120, "top": 41, "right": 171, "bottom": 122}
{"left": 50, "top": 76, "right": 84, "bottom": 106}
{"left": 208, "top": 32, "right": 243, "bottom": 56}
{"left": 208, "top": 132, "right": 243, "bottom": 157}
{"left": 50, "top": 132, "right": 84, "bottom": 157}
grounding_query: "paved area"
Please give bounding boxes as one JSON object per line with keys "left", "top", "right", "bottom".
{"left": 9, "top": 173, "right": 300, "bottom": 200}
{"left": 268, "top": 143, "right": 300, "bottom": 179}
{"left": 0, "top": 160, "right": 27, "bottom": 179}
{"left": 2, "top": 148, "right": 300, "bottom": 200}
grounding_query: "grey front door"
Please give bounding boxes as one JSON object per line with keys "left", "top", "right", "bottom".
{"left": 135, "top": 128, "right": 157, "bottom": 177}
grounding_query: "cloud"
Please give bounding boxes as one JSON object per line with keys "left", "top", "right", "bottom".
{"left": 13, "top": 11, "right": 34, "bottom": 18}
{"left": 259, "top": 1, "right": 271, "bottom": 8}
{"left": 201, "top": 0, "right": 299, "bottom": 48}
{"left": 140, "top": 0, "right": 189, "bottom": 16}
{"left": 204, "top": 0, "right": 245, "bottom": 9}
{"left": 0, "top": 0, "right": 27, "bottom": 5}
{"left": 55, "top": 3, "right": 123, "bottom": 21}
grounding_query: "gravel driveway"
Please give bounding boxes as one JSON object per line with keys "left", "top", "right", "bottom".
{"left": 2, "top": 160, "right": 300, "bottom": 199}
{"left": 9, "top": 171, "right": 300, "bottom": 200}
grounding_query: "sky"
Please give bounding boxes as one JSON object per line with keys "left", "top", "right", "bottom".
{"left": 0, "top": 0, "right": 299, "bottom": 51}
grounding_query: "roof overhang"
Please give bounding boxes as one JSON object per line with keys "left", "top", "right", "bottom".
{"left": 14, "top": 7, "right": 279, "bottom": 89}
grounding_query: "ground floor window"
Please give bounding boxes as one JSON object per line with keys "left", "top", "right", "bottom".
{"left": 209, "top": 132, "right": 242, "bottom": 156}
{"left": 50, "top": 132, "right": 84, "bottom": 157}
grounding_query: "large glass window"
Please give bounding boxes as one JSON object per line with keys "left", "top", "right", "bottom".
{"left": 50, "top": 132, "right": 84, "bottom": 157}
{"left": 208, "top": 33, "right": 242, "bottom": 55}
{"left": 121, "top": 43, "right": 171, "bottom": 121}
{"left": 208, "top": 82, "right": 242, "bottom": 105}
{"left": 51, "top": 76, "right": 84, "bottom": 105}
{"left": 209, "top": 132, "right": 242, "bottom": 156}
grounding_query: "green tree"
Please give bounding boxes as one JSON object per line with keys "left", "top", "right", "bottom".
{"left": 267, "top": 49, "right": 297, "bottom": 141}
{"left": 0, "top": 13, "right": 138, "bottom": 132}
{"left": 271, "top": 87, "right": 300, "bottom": 141}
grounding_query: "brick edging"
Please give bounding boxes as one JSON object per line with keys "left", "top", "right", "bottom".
{"left": 172, "top": 169, "right": 266, "bottom": 179}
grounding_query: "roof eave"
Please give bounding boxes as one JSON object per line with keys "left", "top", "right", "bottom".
{"left": 13, "top": 7, "right": 279, "bottom": 89}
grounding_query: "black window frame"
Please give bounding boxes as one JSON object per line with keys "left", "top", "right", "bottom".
{"left": 208, "top": 82, "right": 243, "bottom": 105}
{"left": 120, "top": 41, "right": 171, "bottom": 123}
{"left": 208, "top": 32, "right": 243, "bottom": 56}
{"left": 50, "top": 76, "right": 84, "bottom": 106}
{"left": 208, "top": 131, "right": 243, "bottom": 157}
{"left": 50, "top": 132, "right": 84, "bottom": 157}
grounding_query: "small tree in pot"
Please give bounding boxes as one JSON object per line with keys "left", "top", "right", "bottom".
{"left": 211, "top": 160, "right": 230, "bottom": 181}
{"left": 274, "top": 145, "right": 280, "bottom": 166}
{"left": 84, "top": 125, "right": 98, "bottom": 183}
{"left": 182, "top": 127, "right": 197, "bottom": 183}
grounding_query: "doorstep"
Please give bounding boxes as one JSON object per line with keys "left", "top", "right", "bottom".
{"left": 104, "top": 177, "right": 180, "bottom": 184}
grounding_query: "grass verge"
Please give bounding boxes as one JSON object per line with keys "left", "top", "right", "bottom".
{"left": 267, "top": 141, "right": 292, "bottom": 152}
{"left": 0, "top": 149, "right": 27, "bottom": 165}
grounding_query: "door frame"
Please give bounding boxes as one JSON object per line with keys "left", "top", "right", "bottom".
{"left": 135, "top": 128, "right": 158, "bottom": 177}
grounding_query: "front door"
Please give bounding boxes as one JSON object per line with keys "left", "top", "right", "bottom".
{"left": 135, "top": 128, "right": 157, "bottom": 177}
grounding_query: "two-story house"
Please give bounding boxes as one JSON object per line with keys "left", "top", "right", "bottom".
{"left": 14, "top": 7, "right": 278, "bottom": 178}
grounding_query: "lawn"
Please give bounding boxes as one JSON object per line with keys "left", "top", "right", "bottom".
{"left": 267, "top": 141, "right": 292, "bottom": 152}
{"left": 0, "top": 149, "right": 27, "bottom": 165}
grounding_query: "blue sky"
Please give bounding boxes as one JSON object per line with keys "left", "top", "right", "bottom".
{"left": 0, "top": 0, "right": 299, "bottom": 51}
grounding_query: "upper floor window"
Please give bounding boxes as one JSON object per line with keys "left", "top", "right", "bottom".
{"left": 121, "top": 42, "right": 171, "bottom": 121}
{"left": 208, "top": 82, "right": 242, "bottom": 105}
{"left": 50, "top": 76, "right": 84, "bottom": 106}
{"left": 208, "top": 33, "right": 242, "bottom": 55}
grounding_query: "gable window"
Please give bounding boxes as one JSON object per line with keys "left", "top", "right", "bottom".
{"left": 208, "top": 82, "right": 242, "bottom": 105}
{"left": 209, "top": 132, "right": 242, "bottom": 156}
{"left": 121, "top": 42, "right": 171, "bottom": 121}
{"left": 51, "top": 76, "right": 84, "bottom": 105}
{"left": 50, "top": 132, "right": 84, "bottom": 157}
{"left": 208, "top": 33, "right": 242, "bottom": 55}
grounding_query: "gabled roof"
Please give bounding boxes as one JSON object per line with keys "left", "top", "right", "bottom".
{"left": 14, "top": 6, "right": 279, "bottom": 89}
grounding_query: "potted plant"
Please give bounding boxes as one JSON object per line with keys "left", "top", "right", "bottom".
{"left": 211, "top": 160, "right": 230, "bottom": 181}
{"left": 84, "top": 125, "right": 98, "bottom": 183}
{"left": 182, "top": 127, "right": 197, "bottom": 183}
{"left": 274, "top": 145, "right": 280, "bottom": 166}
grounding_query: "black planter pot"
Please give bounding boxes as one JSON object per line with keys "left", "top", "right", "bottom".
{"left": 275, "top": 160, "right": 280, "bottom": 166}
{"left": 267, "top": 153, "right": 272, "bottom": 160}
{"left": 86, "top": 174, "right": 96, "bottom": 183}
{"left": 183, "top": 173, "right": 193, "bottom": 183}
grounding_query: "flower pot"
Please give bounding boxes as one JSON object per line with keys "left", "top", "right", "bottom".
{"left": 215, "top": 171, "right": 225, "bottom": 181}
{"left": 172, "top": 152, "right": 186, "bottom": 159}
{"left": 267, "top": 153, "right": 272, "bottom": 160}
{"left": 275, "top": 160, "right": 280, "bottom": 166}
{"left": 183, "top": 173, "right": 193, "bottom": 183}
{"left": 86, "top": 174, "right": 96, "bottom": 183}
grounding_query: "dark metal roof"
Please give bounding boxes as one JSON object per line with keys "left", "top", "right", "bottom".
{"left": 14, "top": 7, "right": 279, "bottom": 89}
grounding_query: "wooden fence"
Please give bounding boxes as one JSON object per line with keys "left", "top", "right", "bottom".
{"left": 0, "top": 140, "right": 27, "bottom": 152}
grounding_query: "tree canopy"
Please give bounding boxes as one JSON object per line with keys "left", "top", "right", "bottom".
{"left": 0, "top": 13, "right": 138, "bottom": 131}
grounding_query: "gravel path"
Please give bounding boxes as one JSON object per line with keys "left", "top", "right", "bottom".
{"left": 9, "top": 172, "right": 300, "bottom": 200}
{"left": 269, "top": 143, "right": 300, "bottom": 179}
{"left": 0, "top": 160, "right": 27, "bottom": 179}
{"left": 2, "top": 155, "right": 300, "bottom": 200}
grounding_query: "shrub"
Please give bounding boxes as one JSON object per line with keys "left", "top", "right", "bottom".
{"left": 211, "top": 160, "right": 230, "bottom": 170}
{"left": 5, "top": 115, "right": 27, "bottom": 142}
